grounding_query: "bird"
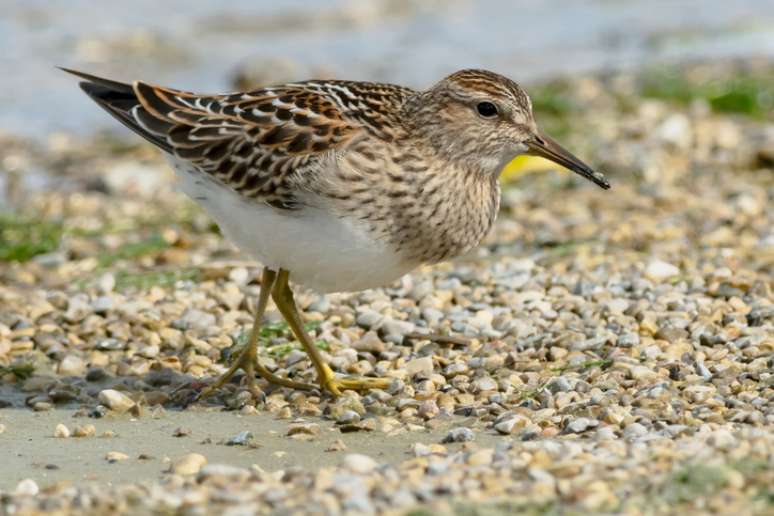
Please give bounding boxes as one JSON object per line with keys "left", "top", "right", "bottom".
{"left": 62, "top": 67, "right": 610, "bottom": 398}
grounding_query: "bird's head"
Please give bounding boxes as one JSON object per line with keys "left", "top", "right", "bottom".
{"left": 406, "top": 69, "right": 609, "bottom": 189}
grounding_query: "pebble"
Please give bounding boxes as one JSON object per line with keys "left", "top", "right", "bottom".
{"left": 73, "top": 424, "right": 96, "bottom": 438}
{"left": 57, "top": 355, "right": 85, "bottom": 376}
{"left": 405, "top": 356, "right": 434, "bottom": 377}
{"left": 98, "top": 389, "right": 136, "bottom": 413}
{"left": 286, "top": 423, "right": 320, "bottom": 437}
{"left": 342, "top": 454, "right": 378, "bottom": 474}
{"left": 14, "top": 479, "right": 39, "bottom": 496}
{"left": 326, "top": 439, "right": 347, "bottom": 452}
{"left": 442, "top": 427, "right": 475, "bottom": 443}
{"left": 494, "top": 416, "right": 529, "bottom": 435}
{"left": 565, "top": 418, "right": 598, "bottom": 434}
{"left": 644, "top": 260, "right": 680, "bottom": 281}
{"left": 105, "top": 451, "right": 130, "bottom": 463}
{"left": 335, "top": 410, "right": 361, "bottom": 425}
{"left": 54, "top": 423, "right": 70, "bottom": 438}
{"left": 226, "top": 431, "right": 255, "bottom": 446}
{"left": 623, "top": 423, "right": 648, "bottom": 440}
{"left": 170, "top": 453, "right": 207, "bottom": 475}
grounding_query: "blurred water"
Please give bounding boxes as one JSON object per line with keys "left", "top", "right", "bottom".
{"left": 1, "top": 0, "right": 773, "bottom": 139}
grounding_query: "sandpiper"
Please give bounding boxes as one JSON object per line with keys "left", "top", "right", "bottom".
{"left": 63, "top": 67, "right": 610, "bottom": 397}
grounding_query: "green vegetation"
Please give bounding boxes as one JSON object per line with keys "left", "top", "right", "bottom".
{"left": 97, "top": 234, "right": 170, "bottom": 268}
{"left": 641, "top": 67, "right": 774, "bottom": 119}
{"left": 661, "top": 464, "right": 731, "bottom": 503}
{"left": 529, "top": 80, "right": 575, "bottom": 138}
{"left": 551, "top": 358, "right": 613, "bottom": 374}
{"left": 0, "top": 361, "right": 36, "bottom": 380}
{"left": 0, "top": 214, "right": 63, "bottom": 262}
{"left": 112, "top": 267, "right": 201, "bottom": 291}
{"left": 225, "top": 321, "right": 326, "bottom": 361}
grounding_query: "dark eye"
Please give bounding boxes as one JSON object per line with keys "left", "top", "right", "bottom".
{"left": 476, "top": 101, "right": 498, "bottom": 118}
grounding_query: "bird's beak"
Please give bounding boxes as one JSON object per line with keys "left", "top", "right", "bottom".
{"left": 526, "top": 133, "right": 610, "bottom": 189}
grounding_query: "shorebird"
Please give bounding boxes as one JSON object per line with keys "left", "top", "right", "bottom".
{"left": 62, "top": 67, "right": 610, "bottom": 398}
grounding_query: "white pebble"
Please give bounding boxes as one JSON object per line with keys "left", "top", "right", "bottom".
{"left": 58, "top": 354, "right": 85, "bottom": 376}
{"left": 342, "top": 453, "right": 378, "bottom": 474}
{"left": 105, "top": 451, "right": 130, "bottom": 462}
{"left": 442, "top": 427, "right": 475, "bottom": 443}
{"left": 54, "top": 423, "right": 70, "bottom": 438}
{"left": 98, "top": 389, "right": 136, "bottom": 413}
{"left": 14, "top": 479, "right": 39, "bottom": 496}
{"left": 170, "top": 453, "right": 207, "bottom": 475}
{"left": 405, "top": 356, "right": 434, "bottom": 377}
{"left": 645, "top": 259, "right": 680, "bottom": 281}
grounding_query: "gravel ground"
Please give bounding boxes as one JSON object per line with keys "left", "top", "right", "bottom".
{"left": 0, "top": 61, "right": 772, "bottom": 514}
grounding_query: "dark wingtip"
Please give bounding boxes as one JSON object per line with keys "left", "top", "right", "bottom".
{"left": 57, "top": 66, "right": 135, "bottom": 95}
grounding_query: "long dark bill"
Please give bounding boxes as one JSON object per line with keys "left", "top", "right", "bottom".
{"left": 526, "top": 134, "right": 610, "bottom": 189}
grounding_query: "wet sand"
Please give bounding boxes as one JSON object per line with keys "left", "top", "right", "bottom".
{"left": 0, "top": 408, "right": 493, "bottom": 491}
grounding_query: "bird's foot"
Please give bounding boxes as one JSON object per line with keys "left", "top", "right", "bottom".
{"left": 195, "top": 346, "right": 314, "bottom": 403}
{"left": 317, "top": 363, "right": 393, "bottom": 396}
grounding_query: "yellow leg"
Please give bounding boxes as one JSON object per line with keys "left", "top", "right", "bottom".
{"left": 271, "top": 269, "right": 393, "bottom": 396}
{"left": 196, "top": 268, "right": 314, "bottom": 401}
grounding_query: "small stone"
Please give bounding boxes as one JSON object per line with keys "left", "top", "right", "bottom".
{"left": 565, "top": 417, "right": 598, "bottom": 434}
{"left": 467, "top": 448, "right": 494, "bottom": 466}
{"left": 172, "top": 427, "right": 192, "bottom": 437}
{"left": 595, "top": 426, "right": 617, "bottom": 440}
{"left": 58, "top": 355, "right": 85, "bottom": 376}
{"left": 336, "top": 410, "right": 361, "bottom": 425}
{"left": 342, "top": 453, "right": 378, "bottom": 474}
{"left": 645, "top": 260, "right": 680, "bottom": 281}
{"left": 226, "top": 431, "right": 255, "bottom": 446}
{"left": 708, "top": 429, "right": 736, "bottom": 450}
{"left": 623, "top": 423, "right": 648, "bottom": 440}
{"left": 198, "top": 464, "right": 251, "bottom": 481}
{"left": 92, "top": 296, "right": 114, "bottom": 313}
{"left": 14, "top": 479, "right": 39, "bottom": 496}
{"left": 98, "top": 389, "right": 136, "bottom": 413}
{"left": 412, "top": 442, "right": 432, "bottom": 457}
{"left": 442, "top": 427, "right": 475, "bottom": 443}
{"left": 170, "top": 453, "right": 207, "bottom": 475}
{"left": 356, "top": 310, "right": 383, "bottom": 328}
{"left": 86, "top": 367, "right": 109, "bottom": 382}
{"left": 33, "top": 401, "right": 53, "bottom": 411}
{"left": 548, "top": 347, "right": 568, "bottom": 361}
{"left": 494, "top": 416, "right": 529, "bottom": 435}
{"left": 547, "top": 376, "right": 573, "bottom": 393}
{"left": 105, "top": 451, "right": 130, "bottom": 463}
{"left": 54, "top": 423, "right": 70, "bottom": 438}
{"left": 381, "top": 318, "right": 415, "bottom": 342}
{"left": 617, "top": 333, "right": 640, "bottom": 348}
{"left": 287, "top": 423, "right": 320, "bottom": 437}
{"left": 352, "top": 331, "right": 385, "bottom": 353}
{"left": 0, "top": 424, "right": 6, "bottom": 434}
{"left": 656, "top": 113, "right": 692, "bottom": 149}
{"left": 471, "top": 376, "right": 498, "bottom": 392}
{"left": 175, "top": 309, "right": 216, "bottom": 332}
{"left": 630, "top": 365, "right": 658, "bottom": 382}
{"left": 73, "top": 424, "right": 96, "bottom": 438}
{"left": 418, "top": 400, "right": 440, "bottom": 419}
{"left": 405, "top": 356, "right": 434, "bottom": 377}
{"left": 325, "top": 439, "right": 347, "bottom": 452}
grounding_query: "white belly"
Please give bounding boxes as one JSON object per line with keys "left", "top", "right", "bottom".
{"left": 170, "top": 160, "right": 416, "bottom": 293}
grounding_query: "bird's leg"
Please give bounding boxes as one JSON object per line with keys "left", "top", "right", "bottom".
{"left": 271, "top": 269, "right": 393, "bottom": 396}
{"left": 197, "top": 268, "right": 314, "bottom": 402}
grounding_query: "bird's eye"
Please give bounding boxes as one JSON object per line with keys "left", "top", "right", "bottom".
{"left": 476, "top": 101, "right": 498, "bottom": 118}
